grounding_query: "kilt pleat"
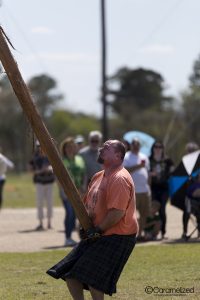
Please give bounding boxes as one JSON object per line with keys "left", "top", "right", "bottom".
{"left": 46, "top": 234, "right": 136, "bottom": 296}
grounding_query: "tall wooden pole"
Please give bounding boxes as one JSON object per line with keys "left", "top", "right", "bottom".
{"left": 100, "top": 0, "right": 108, "bottom": 141}
{"left": 0, "top": 27, "right": 92, "bottom": 230}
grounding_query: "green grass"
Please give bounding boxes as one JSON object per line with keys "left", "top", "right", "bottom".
{"left": 4, "top": 173, "right": 61, "bottom": 208}
{"left": 2, "top": 175, "right": 200, "bottom": 299}
{"left": 0, "top": 244, "right": 200, "bottom": 299}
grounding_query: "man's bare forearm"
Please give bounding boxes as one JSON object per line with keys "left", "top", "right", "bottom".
{"left": 99, "top": 208, "right": 125, "bottom": 232}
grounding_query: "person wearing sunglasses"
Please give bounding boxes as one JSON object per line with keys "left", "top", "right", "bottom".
{"left": 149, "top": 140, "right": 174, "bottom": 239}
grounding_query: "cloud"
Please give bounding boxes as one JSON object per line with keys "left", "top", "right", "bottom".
{"left": 139, "top": 44, "right": 174, "bottom": 54}
{"left": 31, "top": 26, "right": 55, "bottom": 35}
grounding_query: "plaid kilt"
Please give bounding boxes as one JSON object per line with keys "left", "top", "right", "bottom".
{"left": 46, "top": 234, "right": 136, "bottom": 296}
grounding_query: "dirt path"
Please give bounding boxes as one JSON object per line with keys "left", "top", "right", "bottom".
{"left": 0, "top": 205, "right": 197, "bottom": 252}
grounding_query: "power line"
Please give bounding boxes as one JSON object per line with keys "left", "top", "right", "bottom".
{"left": 137, "top": 0, "right": 186, "bottom": 49}
{"left": 1, "top": 2, "right": 49, "bottom": 74}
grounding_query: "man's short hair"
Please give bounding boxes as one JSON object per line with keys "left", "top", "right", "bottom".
{"left": 89, "top": 131, "right": 102, "bottom": 141}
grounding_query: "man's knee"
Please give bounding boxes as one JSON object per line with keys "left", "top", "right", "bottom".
{"left": 66, "top": 278, "right": 84, "bottom": 300}
{"left": 89, "top": 286, "right": 104, "bottom": 300}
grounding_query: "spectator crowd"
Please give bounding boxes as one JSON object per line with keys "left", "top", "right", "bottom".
{"left": 1, "top": 131, "right": 200, "bottom": 245}
{"left": 26, "top": 130, "right": 200, "bottom": 247}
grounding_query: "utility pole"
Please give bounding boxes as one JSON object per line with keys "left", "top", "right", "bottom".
{"left": 100, "top": 0, "right": 108, "bottom": 141}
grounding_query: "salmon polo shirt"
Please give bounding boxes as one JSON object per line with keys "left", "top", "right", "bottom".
{"left": 84, "top": 166, "right": 138, "bottom": 236}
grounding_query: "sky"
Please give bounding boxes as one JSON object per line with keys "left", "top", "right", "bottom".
{"left": 0, "top": 0, "right": 200, "bottom": 116}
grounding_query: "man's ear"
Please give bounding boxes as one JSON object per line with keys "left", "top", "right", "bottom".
{"left": 115, "top": 152, "right": 121, "bottom": 160}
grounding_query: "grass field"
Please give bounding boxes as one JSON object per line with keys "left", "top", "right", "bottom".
{"left": 4, "top": 173, "right": 61, "bottom": 208}
{"left": 0, "top": 244, "right": 200, "bottom": 300}
{"left": 2, "top": 174, "right": 200, "bottom": 299}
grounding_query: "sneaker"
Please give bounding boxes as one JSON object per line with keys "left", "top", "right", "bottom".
{"left": 161, "top": 234, "right": 168, "bottom": 240}
{"left": 35, "top": 225, "right": 44, "bottom": 231}
{"left": 64, "top": 238, "right": 77, "bottom": 247}
{"left": 181, "top": 233, "right": 188, "bottom": 240}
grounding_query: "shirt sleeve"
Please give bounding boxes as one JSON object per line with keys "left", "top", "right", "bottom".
{"left": 1, "top": 155, "right": 14, "bottom": 168}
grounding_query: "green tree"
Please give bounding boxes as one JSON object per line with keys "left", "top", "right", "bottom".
{"left": 0, "top": 72, "right": 101, "bottom": 170}
{"left": 189, "top": 54, "right": 200, "bottom": 86}
{"left": 48, "top": 110, "right": 100, "bottom": 143}
{"left": 0, "top": 75, "right": 30, "bottom": 171}
{"left": 108, "top": 67, "right": 173, "bottom": 118}
{"left": 181, "top": 54, "right": 200, "bottom": 143}
{"left": 107, "top": 67, "right": 175, "bottom": 144}
{"left": 28, "top": 74, "right": 63, "bottom": 119}
{"left": 0, "top": 73, "right": 64, "bottom": 170}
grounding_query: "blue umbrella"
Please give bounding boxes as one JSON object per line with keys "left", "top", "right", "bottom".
{"left": 123, "top": 130, "right": 155, "bottom": 156}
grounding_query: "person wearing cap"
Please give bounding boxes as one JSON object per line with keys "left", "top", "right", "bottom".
{"left": 123, "top": 137, "right": 151, "bottom": 240}
{"left": 79, "top": 130, "right": 103, "bottom": 192}
{"left": 29, "top": 141, "right": 55, "bottom": 230}
{"left": 74, "top": 135, "right": 85, "bottom": 152}
{"left": 47, "top": 139, "right": 138, "bottom": 299}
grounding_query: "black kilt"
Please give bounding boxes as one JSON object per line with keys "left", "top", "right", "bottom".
{"left": 46, "top": 234, "right": 136, "bottom": 296}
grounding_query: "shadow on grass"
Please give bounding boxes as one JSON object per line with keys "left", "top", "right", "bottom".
{"left": 163, "top": 237, "right": 200, "bottom": 244}
{"left": 43, "top": 245, "right": 65, "bottom": 250}
{"left": 136, "top": 237, "right": 200, "bottom": 246}
{"left": 18, "top": 228, "right": 47, "bottom": 233}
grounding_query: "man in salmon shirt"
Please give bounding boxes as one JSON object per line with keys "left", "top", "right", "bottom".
{"left": 47, "top": 139, "right": 138, "bottom": 300}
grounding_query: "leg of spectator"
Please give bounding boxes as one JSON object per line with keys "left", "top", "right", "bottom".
{"left": 0, "top": 179, "right": 5, "bottom": 209}
{"left": 159, "top": 192, "right": 168, "bottom": 237}
{"left": 46, "top": 183, "right": 54, "bottom": 229}
{"left": 36, "top": 183, "right": 44, "bottom": 229}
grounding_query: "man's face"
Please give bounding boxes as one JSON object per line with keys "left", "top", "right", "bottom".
{"left": 89, "top": 136, "right": 101, "bottom": 150}
{"left": 131, "top": 140, "right": 140, "bottom": 153}
{"left": 98, "top": 141, "right": 118, "bottom": 165}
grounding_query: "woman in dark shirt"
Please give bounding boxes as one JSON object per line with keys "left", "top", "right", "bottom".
{"left": 149, "top": 140, "right": 174, "bottom": 239}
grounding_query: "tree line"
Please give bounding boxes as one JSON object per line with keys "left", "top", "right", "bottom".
{"left": 0, "top": 54, "right": 200, "bottom": 171}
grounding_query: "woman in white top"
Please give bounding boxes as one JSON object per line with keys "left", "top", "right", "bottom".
{"left": 0, "top": 152, "right": 14, "bottom": 209}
